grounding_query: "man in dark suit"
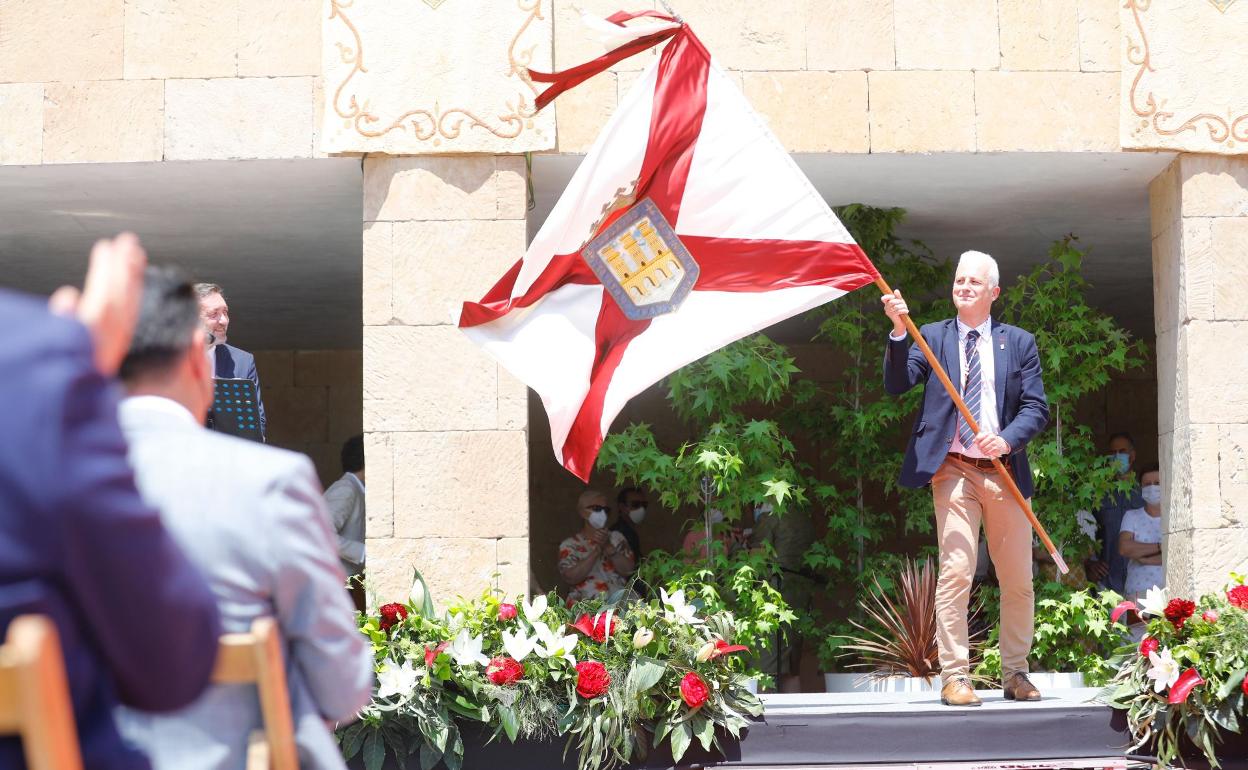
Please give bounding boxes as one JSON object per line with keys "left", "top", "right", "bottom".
{"left": 0, "top": 234, "right": 221, "bottom": 769}
{"left": 882, "top": 250, "right": 1049, "bottom": 707}
{"left": 195, "top": 282, "right": 266, "bottom": 440}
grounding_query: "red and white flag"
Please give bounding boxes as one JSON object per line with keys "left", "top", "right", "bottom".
{"left": 459, "top": 12, "right": 879, "bottom": 481}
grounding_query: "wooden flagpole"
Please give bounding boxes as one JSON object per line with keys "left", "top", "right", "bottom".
{"left": 874, "top": 276, "right": 1069, "bottom": 574}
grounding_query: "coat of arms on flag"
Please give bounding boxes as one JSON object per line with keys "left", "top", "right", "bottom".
{"left": 459, "top": 10, "right": 880, "bottom": 481}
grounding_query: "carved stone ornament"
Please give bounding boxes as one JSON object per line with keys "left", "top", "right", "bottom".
{"left": 1122, "top": 0, "right": 1248, "bottom": 154}
{"left": 321, "top": 0, "right": 555, "bottom": 154}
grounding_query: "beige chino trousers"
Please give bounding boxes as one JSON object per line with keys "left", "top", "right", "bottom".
{"left": 931, "top": 456, "right": 1034, "bottom": 681}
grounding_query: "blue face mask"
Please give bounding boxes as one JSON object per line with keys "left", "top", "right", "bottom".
{"left": 1112, "top": 452, "right": 1131, "bottom": 474}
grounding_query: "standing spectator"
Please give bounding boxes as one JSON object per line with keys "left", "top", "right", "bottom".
{"left": 116, "top": 267, "right": 372, "bottom": 770}
{"left": 1118, "top": 462, "right": 1164, "bottom": 602}
{"left": 610, "top": 487, "right": 648, "bottom": 565}
{"left": 1, "top": 235, "right": 222, "bottom": 770}
{"left": 558, "top": 490, "right": 635, "bottom": 603}
{"left": 326, "top": 434, "right": 367, "bottom": 611}
{"left": 195, "top": 282, "right": 266, "bottom": 440}
{"left": 1086, "top": 432, "right": 1143, "bottom": 595}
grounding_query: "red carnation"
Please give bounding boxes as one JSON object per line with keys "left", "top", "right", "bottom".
{"left": 424, "top": 641, "right": 449, "bottom": 668}
{"left": 486, "top": 656, "right": 525, "bottom": 685}
{"left": 575, "top": 660, "right": 611, "bottom": 699}
{"left": 680, "top": 672, "right": 710, "bottom": 709}
{"left": 498, "top": 603, "right": 518, "bottom": 622}
{"left": 1139, "top": 636, "right": 1159, "bottom": 658}
{"left": 572, "top": 612, "right": 620, "bottom": 643}
{"left": 379, "top": 603, "right": 409, "bottom": 632}
{"left": 1228, "top": 585, "right": 1248, "bottom": 609}
{"left": 1164, "top": 598, "right": 1196, "bottom": 629}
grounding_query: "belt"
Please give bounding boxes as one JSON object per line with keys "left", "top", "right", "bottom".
{"left": 948, "top": 452, "right": 1000, "bottom": 471}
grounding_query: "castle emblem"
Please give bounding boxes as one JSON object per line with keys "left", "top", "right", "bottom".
{"left": 581, "top": 198, "right": 699, "bottom": 321}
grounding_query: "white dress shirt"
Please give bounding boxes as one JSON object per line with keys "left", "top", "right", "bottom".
{"left": 950, "top": 316, "right": 998, "bottom": 458}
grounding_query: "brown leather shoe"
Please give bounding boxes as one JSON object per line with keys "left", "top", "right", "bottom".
{"left": 940, "top": 676, "right": 982, "bottom": 707}
{"left": 1003, "top": 672, "right": 1042, "bottom": 701}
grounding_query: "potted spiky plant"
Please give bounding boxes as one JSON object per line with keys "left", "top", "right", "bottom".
{"left": 827, "top": 557, "right": 940, "bottom": 693}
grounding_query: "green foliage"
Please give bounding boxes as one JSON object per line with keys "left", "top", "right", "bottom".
{"left": 974, "top": 581, "right": 1125, "bottom": 686}
{"left": 995, "top": 236, "right": 1147, "bottom": 563}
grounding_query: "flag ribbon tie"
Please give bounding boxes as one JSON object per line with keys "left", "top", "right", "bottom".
{"left": 528, "top": 11, "right": 683, "bottom": 111}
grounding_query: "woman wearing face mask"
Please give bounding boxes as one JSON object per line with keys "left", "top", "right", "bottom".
{"left": 1118, "top": 462, "right": 1164, "bottom": 605}
{"left": 558, "top": 489, "right": 636, "bottom": 604}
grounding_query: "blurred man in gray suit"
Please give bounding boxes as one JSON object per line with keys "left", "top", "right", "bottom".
{"left": 114, "top": 267, "right": 373, "bottom": 770}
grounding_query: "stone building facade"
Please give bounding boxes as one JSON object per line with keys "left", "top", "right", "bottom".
{"left": 1, "top": 0, "right": 1245, "bottom": 604}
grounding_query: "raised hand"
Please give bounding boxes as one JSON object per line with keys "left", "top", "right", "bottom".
{"left": 48, "top": 233, "right": 148, "bottom": 376}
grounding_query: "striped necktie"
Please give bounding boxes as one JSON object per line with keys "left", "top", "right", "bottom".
{"left": 958, "top": 329, "right": 981, "bottom": 448}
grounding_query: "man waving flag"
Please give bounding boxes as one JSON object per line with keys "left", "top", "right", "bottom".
{"left": 459, "top": 11, "right": 880, "bottom": 481}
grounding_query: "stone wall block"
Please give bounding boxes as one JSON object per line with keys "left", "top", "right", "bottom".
{"left": 868, "top": 71, "right": 976, "bottom": 153}
{"left": 363, "top": 156, "right": 508, "bottom": 222}
{"left": 893, "top": 0, "right": 999, "bottom": 71}
{"left": 1153, "top": 327, "right": 1184, "bottom": 436}
{"left": 1076, "top": 0, "right": 1120, "bottom": 72}
{"left": 391, "top": 431, "right": 528, "bottom": 539}
{"left": 1169, "top": 424, "right": 1221, "bottom": 533}
{"left": 238, "top": 0, "right": 322, "bottom": 77}
{"left": 1179, "top": 155, "right": 1248, "bottom": 218}
{"left": 1000, "top": 0, "right": 1078, "bottom": 71}
{"left": 1191, "top": 528, "right": 1248, "bottom": 593}
{"left": 743, "top": 71, "right": 869, "bottom": 153}
{"left": 495, "top": 156, "right": 529, "bottom": 221}
{"left": 124, "top": 0, "right": 237, "bottom": 79}
{"left": 302, "top": 441, "right": 340, "bottom": 490}
{"left": 0, "top": 84, "right": 43, "bottom": 165}
{"left": 391, "top": 220, "right": 526, "bottom": 327}
{"left": 365, "top": 432, "right": 394, "bottom": 539}
{"left": 497, "top": 366, "right": 529, "bottom": 431}
{"left": 252, "top": 350, "right": 295, "bottom": 388}
{"left": 1152, "top": 223, "right": 1180, "bottom": 337}
{"left": 974, "top": 71, "right": 1118, "bottom": 152}
{"left": 367, "top": 537, "right": 498, "bottom": 610}
{"left": 1148, "top": 159, "right": 1180, "bottom": 241}
{"left": 1212, "top": 218, "right": 1248, "bottom": 321}
{"left": 43, "top": 81, "right": 164, "bottom": 164}
{"left": 496, "top": 537, "right": 531, "bottom": 599}
{"left": 555, "top": 72, "right": 618, "bottom": 154}
{"left": 553, "top": 0, "right": 658, "bottom": 72}
{"left": 1178, "top": 218, "right": 1216, "bottom": 323}
{"left": 670, "top": 0, "right": 807, "bottom": 70}
{"left": 806, "top": 0, "right": 895, "bottom": 71}
{"left": 165, "top": 78, "right": 314, "bottom": 160}
{"left": 363, "top": 221, "right": 394, "bottom": 326}
{"left": 328, "top": 383, "right": 364, "bottom": 441}
{"left": 1186, "top": 321, "right": 1248, "bottom": 425}
{"left": 1219, "top": 425, "right": 1248, "bottom": 528}
{"left": 296, "top": 350, "right": 363, "bottom": 388}
{"left": 0, "top": 0, "right": 122, "bottom": 83}
{"left": 363, "top": 326, "right": 498, "bottom": 432}
{"left": 1164, "top": 528, "right": 1194, "bottom": 598}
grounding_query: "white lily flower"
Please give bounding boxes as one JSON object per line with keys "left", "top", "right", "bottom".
{"left": 376, "top": 657, "right": 419, "bottom": 700}
{"left": 632, "top": 627, "right": 654, "bottom": 649}
{"left": 660, "top": 587, "right": 703, "bottom": 625}
{"left": 448, "top": 629, "right": 489, "bottom": 668}
{"left": 1139, "top": 586, "right": 1168, "bottom": 618}
{"left": 533, "top": 621, "right": 579, "bottom": 665}
{"left": 501, "top": 627, "right": 539, "bottom": 662}
{"left": 447, "top": 611, "right": 466, "bottom": 632}
{"left": 1146, "top": 648, "right": 1181, "bottom": 694}
{"left": 522, "top": 594, "right": 548, "bottom": 624}
{"left": 695, "top": 640, "right": 717, "bottom": 662}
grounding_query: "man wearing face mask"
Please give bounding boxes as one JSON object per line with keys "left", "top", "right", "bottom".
{"left": 558, "top": 490, "right": 636, "bottom": 603}
{"left": 611, "top": 487, "right": 648, "bottom": 565}
{"left": 1085, "top": 432, "right": 1143, "bottom": 596}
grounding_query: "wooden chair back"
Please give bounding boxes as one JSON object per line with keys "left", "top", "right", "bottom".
{"left": 212, "top": 617, "right": 298, "bottom": 770}
{"left": 0, "top": 615, "right": 84, "bottom": 770}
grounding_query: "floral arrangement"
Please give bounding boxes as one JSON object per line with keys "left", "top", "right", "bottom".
{"left": 1098, "top": 575, "right": 1248, "bottom": 767}
{"left": 338, "top": 578, "right": 762, "bottom": 770}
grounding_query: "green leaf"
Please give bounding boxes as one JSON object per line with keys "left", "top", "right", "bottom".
{"left": 341, "top": 722, "right": 368, "bottom": 759}
{"left": 693, "top": 714, "right": 715, "bottom": 752}
{"left": 419, "top": 742, "right": 442, "bottom": 770}
{"left": 363, "top": 731, "right": 386, "bottom": 770}
{"left": 498, "top": 704, "right": 520, "bottom": 742}
{"left": 669, "top": 721, "right": 692, "bottom": 764}
{"left": 630, "top": 656, "right": 667, "bottom": 694}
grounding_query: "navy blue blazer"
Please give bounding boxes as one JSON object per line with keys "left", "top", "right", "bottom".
{"left": 214, "top": 343, "right": 266, "bottom": 440}
{"left": 0, "top": 291, "right": 221, "bottom": 770}
{"left": 884, "top": 318, "right": 1049, "bottom": 498}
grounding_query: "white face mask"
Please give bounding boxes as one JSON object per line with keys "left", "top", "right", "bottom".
{"left": 1141, "top": 485, "right": 1162, "bottom": 506}
{"left": 707, "top": 509, "right": 725, "bottom": 525}
{"left": 587, "top": 510, "right": 609, "bottom": 529}
{"left": 628, "top": 506, "right": 647, "bottom": 524}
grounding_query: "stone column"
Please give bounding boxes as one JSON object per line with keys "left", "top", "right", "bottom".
{"left": 1151, "top": 154, "right": 1248, "bottom": 597}
{"left": 361, "top": 155, "right": 530, "bottom": 608}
